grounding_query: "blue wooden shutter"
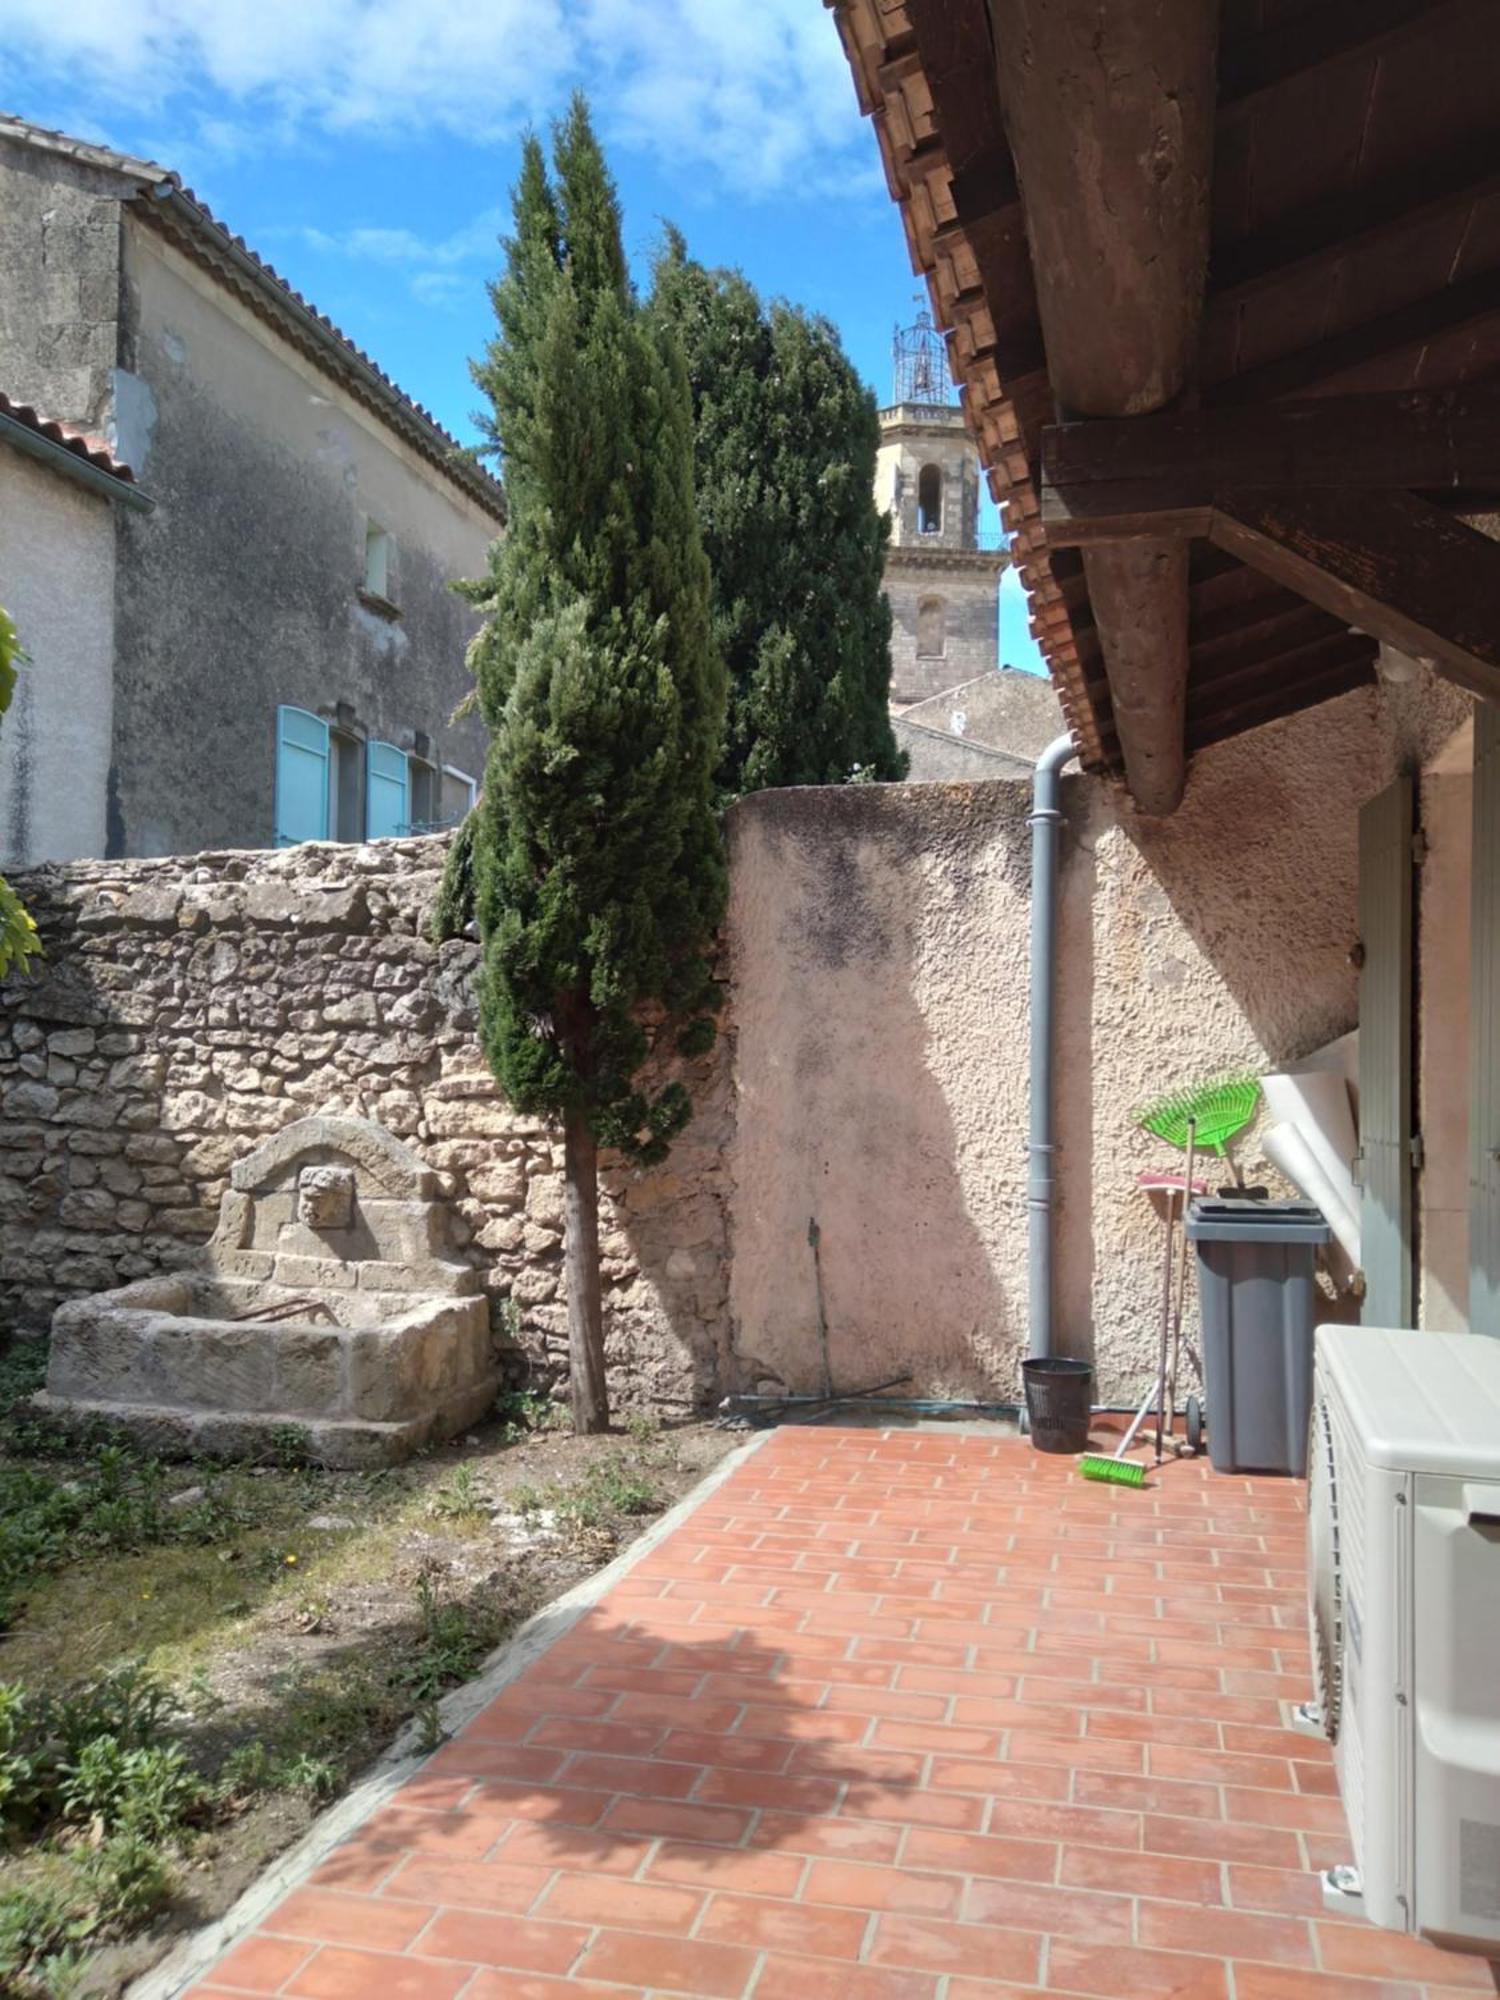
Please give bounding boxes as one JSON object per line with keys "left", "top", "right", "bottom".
{"left": 1471, "top": 703, "right": 1500, "bottom": 1334}
{"left": 1358, "top": 775, "right": 1414, "bottom": 1325}
{"left": 274, "top": 706, "right": 329, "bottom": 846}
{"left": 366, "top": 740, "right": 409, "bottom": 838}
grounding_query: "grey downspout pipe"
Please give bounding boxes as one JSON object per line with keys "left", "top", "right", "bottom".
{"left": 1028, "top": 733, "right": 1081, "bottom": 1361}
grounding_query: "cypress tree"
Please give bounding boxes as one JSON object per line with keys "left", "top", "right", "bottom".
{"left": 463, "top": 100, "right": 727, "bottom": 1433}
{"left": 650, "top": 234, "right": 906, "bottom": 795}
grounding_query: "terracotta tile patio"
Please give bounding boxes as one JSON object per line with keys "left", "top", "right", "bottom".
{"left": 184, "top": 1426, "right": 1498, "bottom": 1999}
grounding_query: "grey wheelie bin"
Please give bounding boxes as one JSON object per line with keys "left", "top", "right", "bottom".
{"left": 1185, "top": 1198, "right": 1330, "bottom": 1476}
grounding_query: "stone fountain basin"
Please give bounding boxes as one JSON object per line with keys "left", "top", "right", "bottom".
{"left": 37, "top": 1271, "right": 498, "bottom": 1468}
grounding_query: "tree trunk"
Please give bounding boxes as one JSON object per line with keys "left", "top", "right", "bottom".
{"left": 562, "top": 1103, "right": 609, "bottom": 1433}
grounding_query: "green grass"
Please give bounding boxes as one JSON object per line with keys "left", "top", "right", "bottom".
{"left": 0, "top": 1341, "right": 693, "bottom": 1997}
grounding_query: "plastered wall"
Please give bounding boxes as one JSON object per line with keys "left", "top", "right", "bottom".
{"left": 726, "top": 674, "right": 1472, "bottom": 1403}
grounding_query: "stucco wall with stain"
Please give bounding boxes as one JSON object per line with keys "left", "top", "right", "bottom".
{"left": 726, "top": 674, "right": 1473, "bottom": 1403}
{"left": 110, "top": 225, "right": 494, "bottom": 858}
{"left": 0, "top": 139, "right": 123, "bottom": 429}
{"left": 0, "top": 445, "right": 116, "bottom": 867}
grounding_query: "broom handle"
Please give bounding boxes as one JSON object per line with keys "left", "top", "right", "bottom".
{"left": 1169, "top": 1121, "right": 1199, "bottom": 1430}
{"left": 1154, "top": 1170, "right": 1176, "bottom": 1463}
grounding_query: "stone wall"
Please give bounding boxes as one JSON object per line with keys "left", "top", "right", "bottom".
{"left": 2, "top": 670, "right": 1476, "bottom": 1419}
{"left": 0, "top": 837, "right": 732, "bottom": 1411}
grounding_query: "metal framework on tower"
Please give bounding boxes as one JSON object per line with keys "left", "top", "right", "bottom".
{"left": 891, "top": 307, "right": 952, "bottom": 406}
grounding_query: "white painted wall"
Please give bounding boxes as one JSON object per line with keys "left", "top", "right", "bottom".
{"left": 0, "top": 443, "right": 116, "bottom": 866}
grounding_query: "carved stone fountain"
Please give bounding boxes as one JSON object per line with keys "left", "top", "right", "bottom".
{"left": 37, "top": 1116, "right": 498, "bottom": 1466}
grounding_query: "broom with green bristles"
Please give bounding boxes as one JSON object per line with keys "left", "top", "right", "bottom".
{"left": 1078, "top": 1075, "right": 1261, "bottom": 1487}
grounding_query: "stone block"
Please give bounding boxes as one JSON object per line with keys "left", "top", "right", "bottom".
{"left": 4, "top": 1082, "right": 58, "bottom": 1119}
{"left": 273, "top": 1253, "right": 357, "bottom": 1291}
{"left": 49, "top": 1029, "right": 97, "bottom": 1058}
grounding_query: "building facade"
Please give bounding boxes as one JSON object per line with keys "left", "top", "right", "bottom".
{"left": 876, "top": 316, "right": 1007, "bottom": 706}
{"left": 0, "top": 118, "right": 504, "bottom": 866}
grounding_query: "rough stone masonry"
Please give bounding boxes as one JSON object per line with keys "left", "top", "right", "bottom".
{"left": 0, "top": 837, "right": 734, "bottom": 1412}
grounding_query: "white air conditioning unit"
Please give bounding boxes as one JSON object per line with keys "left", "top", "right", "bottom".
{"left": 1306, "top": 1325, "right": 1500, "bottom": 1956}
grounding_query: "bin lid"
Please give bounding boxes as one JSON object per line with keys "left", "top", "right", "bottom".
{"left": 1186, "top": 1197, "right": 1331, "bottom": 1244}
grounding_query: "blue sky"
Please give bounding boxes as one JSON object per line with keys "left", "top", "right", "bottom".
{"left": 2, "top": 0, "right": 1042, "bottom": 672}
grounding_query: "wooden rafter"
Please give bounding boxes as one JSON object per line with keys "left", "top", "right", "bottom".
{"left": 1042, "top": 390, "right": 1500, "bottom": 517}
{"left": 1210, "top": 488, "right": 1500, "bottom": 703}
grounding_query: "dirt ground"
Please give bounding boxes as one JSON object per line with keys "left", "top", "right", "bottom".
{"left": 0, "top": 1372, "right": 740, "bottom": 1998}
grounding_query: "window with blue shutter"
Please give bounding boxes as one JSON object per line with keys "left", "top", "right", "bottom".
{"left": 366, "top": 740, "right": 409, "bottom": 839}
{"left": 274, "top": 706, "right": 330, "bottom": 847}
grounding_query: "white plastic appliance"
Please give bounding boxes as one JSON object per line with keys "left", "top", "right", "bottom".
{"left": 1306, "top": 1325, "right": 1500, "bottom": 1955}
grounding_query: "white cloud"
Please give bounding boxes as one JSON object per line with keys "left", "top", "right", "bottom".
{"left": 275, "top": 208, "right": 505, "bottom": 310}
{"left": 0, "top": 0, "right": 874, "bottom": 199}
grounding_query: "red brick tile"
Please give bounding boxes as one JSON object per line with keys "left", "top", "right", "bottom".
{"left": 1225, "top": 1861, "right": 1335, "bottom": 1918}
{"left": 737, "top": 1703, "right": 869, "bottom": 1742}
{"left": 556, "top": 1751, "right": 701, "bottom": 1798}
{"left": 1138, "top": 1900, "right": 1313, "bottom": 1964}
{"left": 801, "top": 1859, "right": 963, "bottom": 1916}
{"left": 929, "top": 1756, "right": 1069, "bottom": 1799}
{"left": 308, "top": 1846, "right": 406, "bottom": 1894}
{"left": 469, "top": 1782, "right": 613, "bottom": 1827}
{"left": 574, "top": 1929, "right": 756, "bottom": 1996}
{"left": 1142, "top": 1812, "right": 1302, "bottom": 1869}
{"left": 465, "top": 1974, "right": 647, "bottom": 2000}
{"left": 265, "top": 1888, "right": 433, "bottom": 1951}
{"left": 751, "top": 1955, "right": 938, "bottom": 2000}
{"left": 1074, "top": 1769, "right": 1224, "bottom": 1818}
{"left": 861, "top": 1786, "right": 992, "bottom": 1833}
{"left": 694, "top": 1766, "right": 842, "bottom": 1813}
{"left": 868, "top": 1912, "right": 1043, "bottom": 1980}
{"left": 985, "top": 1794, "right": 1144, "bottom": 1847}
{"left": 696, "top": 1890, "right": 868, "bottom": 1957}
{"left": 461, "top": 1706, "right": 541, "bottom": 1742}
{"left": 205, "top": 1935, "right": 315, "bottom": 1992}
{"left": 489, "top": 1684, "right": 619, "bottom": 1720}
{"left": 528, "top": 1718, "right": 665, "bottom": 1758}
{"left": 962, "top": 1875, "right": 1133, "bottom": 1945}
{"left": 945, "top": 1983, "right": 1054, "bottom": 2000}
{"left": 613, "top": 1693, "right": 743, "bottom": 1731}
{"left": 1221, "top": 1786, "right": 1347, "bottom": 1833}
{"left": 900, "top": 1826, "right": 1060, "bottom": 1882}
{"left": 1233, "top": 1971, "right": 1422, "bottom": 2000}
{"left": 1042, "top": 1938, "right": 1229, "bottom": 1998}
{"left": 872, "top": 1719, "right": 1002, "bottom": 1756}
{"left": 534, "top": 1873, "right": 703, "bottom": 1932}
{"left": 662, "top": 1727, "right": 792, "bottom": 1771}
{"left": 1060, "top": 1842, "right": 1223, "bottom": 1904}
{"left": 491, "top": 1824, "right": 655, "bottom": 1876}
{"left": 354, "top": 1804, "right": 511, "bottom": 1858}
{"left": 1151, "top": 1742, "right": 1295, "bottom": 1790}
{"left": 646, "top": 1839, "right": 805, "bottom": 1895}
{"left": 423, "top": 1741, "right": 565, "bottom": 1786}
{"left": 381, "top": 1857, "right": 550, "bottom": 1913}
{"left": 749, "top": 1810, "right": 903, "bottom": 1862}
{"left": 1316, "top": 1923, "right": 1500, "bottom": 1987}
{"left": 286, "top": 1947, "right": 473, "bottom": 1999}
{"left": 413, "top": 1910, "right": 587, "bottom": 1973}
{"left": 599, "top": 1794, "right": 751, "bottom": 1844}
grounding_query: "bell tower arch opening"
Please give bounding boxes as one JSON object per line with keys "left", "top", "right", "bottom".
{"left": 917, "top": 464, "right": 943, "bottom": 535}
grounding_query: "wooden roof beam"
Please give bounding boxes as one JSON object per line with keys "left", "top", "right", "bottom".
{"left": 1042, "top": 450, "right": 1500, "bottom": 702}
{"left": 1211, "top": 489, "right": 1500, "bottom": 704}
{"left": 987, "top": 0, "right": 1216, "bottom": 814}
{"left": 1040, "top": 389, "right": 1500, "bottom": 541}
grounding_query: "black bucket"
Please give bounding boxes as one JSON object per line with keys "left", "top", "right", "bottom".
{"left": 1022, "top": 1357, "right": 1093, "bottom": 1454}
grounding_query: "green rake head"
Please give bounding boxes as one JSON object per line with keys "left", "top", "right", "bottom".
{"left": 1135, "top": 1074, "right": 1260, "bottom": 1159}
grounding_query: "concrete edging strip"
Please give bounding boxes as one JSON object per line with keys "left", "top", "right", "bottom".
{"left": 128, "top": 1425, "right": 773, "bottom": 2000}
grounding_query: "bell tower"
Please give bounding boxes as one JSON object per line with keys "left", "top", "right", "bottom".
{"left": 877, "top": 310, "right": 1007, "bottom": 704}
